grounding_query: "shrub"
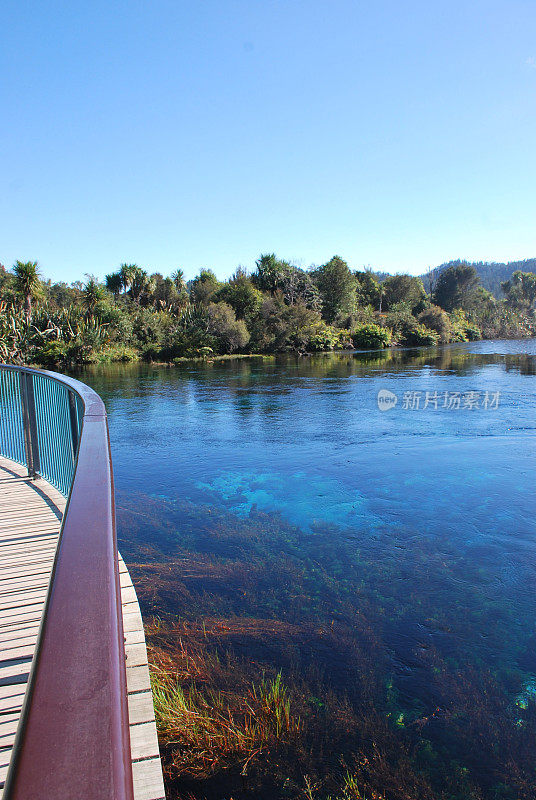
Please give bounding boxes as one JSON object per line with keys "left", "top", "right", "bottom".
{"left": 399, "top": 321, "right": 439, "bottom": 347}
{"left": 95, "top": 344, "right": 139, "bottom": 363}
{"left": 449, "top": 309, "right": 481, "bottom": 342}
{"left": 418, "top": 305, "right": 452, "bottom": 343}
{"left": 207, "top": 302, "right": 250, "bottom": 354}
{"left": 33, "top": 339, "right": 69, "bottom": 366}
{"left": 383, "top": 310, "right": 415, "bottom": 338}
{"left": 352, "top": 324, "right": 391, "bottom": 350}
{"left": 305, "top": 322, "right": 344, "bottom": 351}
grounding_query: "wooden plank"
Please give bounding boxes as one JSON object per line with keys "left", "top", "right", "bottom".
{"left": 0, "top": 579, "right": 49, "bottom": 596}
{"left": 0, "top": 458, "right": 65, "bottom": 796}
{"left": 0, "top": 713, "right": 21, "bottom": 738}
{"left": 0, "top": 459, "right": 166, "bottom": 800}
{"left": 121, "top": 585, "right": 138, "bottom": 605}
{"left": 125, "top": 643, "right": 149, "bottom": 669}
{"left": 132, "top": 758, "right": 166, "bottom": 800}
{"left": 0, "top": 694, "right": 25, "bottom": 716}
{"left": 129, "top": 721, "right": 161, "bottom": 761}
{"left": 0, "top": 566, "right": 51, "bottom": 581}
{"left": 0, "top": 665, "right": 31, "bottom": 687}
{"left": 128, "top": 692, "right": 157, "bottom": 726}
{"left": 0, "top": 591, "right": 48, "bottom": 611}
{"left": 125, "top": 665, "right": 152, "bottom": 694}
{"left": 123, "top": 612, "right": 144, "bottom": 633}
{"left": 119, "top": 553, "right": 166, "bottom": 799}
{"left": 124, "top": 628, "right": 146, "bottom": 646}
{"left": 0, "top": 609, "right": 43, "bottom": 627}
{"left": 0, "top": 644, "right": 34, "bottom": 663}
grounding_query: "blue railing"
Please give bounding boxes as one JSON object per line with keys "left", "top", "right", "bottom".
{"left": 0, "top": 365, "right": 83, "bottom": 496}
{"left": 0, "top": 369, "right": 26, "bottom": 465}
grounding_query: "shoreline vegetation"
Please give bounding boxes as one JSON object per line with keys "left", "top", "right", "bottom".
{"left": 1, "top": 255, "right": 536, "bottom": 367}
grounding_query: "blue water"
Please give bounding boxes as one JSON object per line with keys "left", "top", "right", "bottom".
{"left": 75, "top": 340, "right": 536, "bottom": 797}
{"left": 86, "top": 342, "right": 535, "bottom": 541}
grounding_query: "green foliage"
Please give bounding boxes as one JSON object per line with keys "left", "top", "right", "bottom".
{"left": 354, "top": 270, "right": 382, "bottom": 309}
{"left": 381, "top": 274, "right": 427, "bottom": 314}
{"left": 0, "top": 301, "right": 32, "bottom": 363}
{"left": 252, "top": 253, "right": 287, "bottom": 293}
{"left": 105, "top": 271, "right": 123, "bottom": 298}
{"left": 399, "top": 321, "right": 439, "bottom": 347}
{"left": 352, "top": 324, "right": 391, "bottom": 350}
{"left": 502, "top": 271, "right": 536, "bottom": 311}
{"left": 81, "top": 275, "right": 107, "bottom": 315}
{"left": 248, "top": 294, "right": 332, "bottom": 353}
{"left": 423, "top": 258, "right": 536, "bottom": 299}
{"left": 417, "top": 305, "right": 452, "bottom": 343}
{"left": 217, "top": 268, "right": 262, "bottom": 320}
{"left": 1, "top": 254, "right": 534, "bottom": 366}
{"left": 448, "top": 310, "right": 481, "bottom": 342}
{"left": 306, "top": 322, "right": 346, "bottom": 352}
{"left": 433, "top": 263, "right": 480, "bottom": 311}
{"left": 280, "top": 265, "right": 322, "bottom": 311}
{"left": 129, "top": 266, "right": 154, "bottom": 304}
{"left": 207, "top": 302, "right": 250, "bottom": 354}
{"left": 251, "top": 256, "right": 321, "bottom": 311}
{"left": 189, "top": 269, "right": 221, "bottom": 305}
{"left": 13, "top": 260, "right": 42, "bottom": 320}
{"left": 382, "top": 311, "right": 438, "bottom": 346}
{"left": 314, "top": 256, "right": 357, "bottom": 323}
{"left": 33, "top": 339, "right": 69, "bottom": 366}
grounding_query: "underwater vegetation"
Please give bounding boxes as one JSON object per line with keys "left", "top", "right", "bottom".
{"left": 118, "top": 491, "right": 536, "bottom": 800}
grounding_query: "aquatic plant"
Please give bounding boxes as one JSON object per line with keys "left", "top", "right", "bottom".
{"left": 115, "top": 425, "right": 536, "bottom": 800}
{"left": 149, "top": 644, "right": 301, "bottom": 781}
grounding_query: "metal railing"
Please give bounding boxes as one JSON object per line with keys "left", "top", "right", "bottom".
{"left": 0, "top": 364, "right": 134, "bottom": 800}
{"left": 0, "top": 366, "right": 83, "bottom": 495}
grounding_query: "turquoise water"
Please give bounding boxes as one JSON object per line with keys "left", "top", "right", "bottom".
{"left": 75, "top": 341, "right": 536, "bottom": 797}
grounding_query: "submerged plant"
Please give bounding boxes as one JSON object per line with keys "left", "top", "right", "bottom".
{"left": 149, "top": 647, "right": 301, "bottom": 781}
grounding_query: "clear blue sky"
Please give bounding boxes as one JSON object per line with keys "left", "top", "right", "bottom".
{"left": 1, "top": 0, "right": 535, "bottom": 283}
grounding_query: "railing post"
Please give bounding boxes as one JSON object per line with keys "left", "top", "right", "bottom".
{"left": 68, "top": 391, "right": 79, "bottom": 457}
{"left": 19, "top": 372, "right": 40, "bottom": 478}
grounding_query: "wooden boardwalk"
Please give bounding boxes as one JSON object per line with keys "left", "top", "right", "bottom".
{"left": 0, "top": 457, "right": 165, "bottom": 799}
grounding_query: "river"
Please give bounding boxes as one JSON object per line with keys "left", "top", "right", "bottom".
{"left": 75, "top": 340, "right": 536, "bottom": 800}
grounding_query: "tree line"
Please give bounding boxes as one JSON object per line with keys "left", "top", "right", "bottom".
{"left": 1, "top": 255, "right": 535, "bottom": 365}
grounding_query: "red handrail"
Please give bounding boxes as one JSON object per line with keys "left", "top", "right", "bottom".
{"left": 2, "top": 368, "right": 134, "bottom": 800}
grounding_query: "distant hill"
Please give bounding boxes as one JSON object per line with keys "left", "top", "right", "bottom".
{"left": 420, "top": 259, "right": 536, "bottom": 299}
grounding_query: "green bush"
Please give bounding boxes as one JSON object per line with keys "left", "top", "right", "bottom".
{"left": 449, "top": 310, "right": 481, "bottom": 342}
{"left": 352, "top": 324, "right": 391, "bottom": 350}
{"left": 399, "top": 321, "right": 439, "bottom": 347}
{"left": 305, "top": 322, "right": 344, "bottom": 351}
{"left": 418, "top": 305, "right": 452, "bottom": 343}
{"left": 33, "top": 340, "right": 69, "bottom": 366}
{"left": 95, "top": 344, "right": 139, "bottom": 363}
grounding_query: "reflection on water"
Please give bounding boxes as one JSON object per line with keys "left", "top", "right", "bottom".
{"left": 73, "top": 341, "right": 536, "bottom": 799}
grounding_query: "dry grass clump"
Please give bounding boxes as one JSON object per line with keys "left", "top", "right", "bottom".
{"left": 149, "top": 645, "right": 301, "bottom": 780}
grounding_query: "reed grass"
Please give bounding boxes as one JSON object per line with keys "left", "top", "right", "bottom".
{"left": 302, "top": 772, "right": 386, "bottom": 800}
{"left": 149, "top": 646, "right": 301, "bottom": 779}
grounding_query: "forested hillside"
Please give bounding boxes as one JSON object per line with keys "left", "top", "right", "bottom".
{"left": 422, "top": 259, "right": 536, "bottom": 298}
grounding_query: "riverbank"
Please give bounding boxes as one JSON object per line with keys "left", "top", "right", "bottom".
{"left": 3, "top": 259, "right": 536, "bottom": 369}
